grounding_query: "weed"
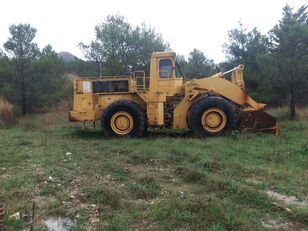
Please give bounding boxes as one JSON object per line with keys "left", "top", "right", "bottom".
{"left": 100, "top": 212, "right": 128, "bottom": 231}
{"left": 40, "top": 184, "right": 59, "bottom": 196}
{"left": 149, "top": 195, "right": 246, "bottom": 230}
{"left": 128, "top": 177, "right": 162, "bottom": 200}
{"left": 176, "top": 166, "right": 207, "bottom": 184}
{"left": 18, "top": 115, "right": 42, "bottom": 130}
{"left": 269, "top": 107, "right": 290, "bottom": 121}
{"left": 285, "top": 206, "right": 308, "bottom": 225}
{"left": 229, "top": 185, "right": 275, "bottom": 210}
{"left": 82, "top": 186, "right": 121, "bottom": 209}
{"left": 47, "top": 200, "right": 67, "bottom": 217}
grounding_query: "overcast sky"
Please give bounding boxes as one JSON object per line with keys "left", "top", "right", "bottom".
{"left": 0, "top": 0, "right": 306, "bottom": 63}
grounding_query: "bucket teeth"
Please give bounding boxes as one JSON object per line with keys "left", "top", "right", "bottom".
{"left": 237, "top": 110, "right": 279, "bottom": 135}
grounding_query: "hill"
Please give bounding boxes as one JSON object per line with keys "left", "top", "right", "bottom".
{"left": 58, "top": 51, "right": 78, "bottom": 63}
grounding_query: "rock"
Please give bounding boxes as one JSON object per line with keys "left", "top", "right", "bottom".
{"left": 9, "top": 212, "right": 20, "bottom": 220}
{"left": 44, "top": 217, "right": 76, "bottom": 231}
{"left": 265, "top": 190, "right": 308, "bottom": 207}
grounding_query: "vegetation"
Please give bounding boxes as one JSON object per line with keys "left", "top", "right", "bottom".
{"left": 181, "top": 49, "right": 216, "bottom": 79}
{"left": 222, "top": 23, "right": 270, "bottom": 102}
{"left": 0, "top": 5, "right": 307, "bottom": 118}
{"left": 79, "top": 15, "right": 169, "bottom": 76}
{"left": 269, "top": 5, "right": 308, "bottom": 119}
{"left": 3, "top": 24, "right": 40, "bottom": 115}
{"left": 0, "top": 108, "right": 307, "bottom": 230}
{"left": 222, "top": 5, "right": 308, "bottom": 116}
{"left": 0, "top": 97, "right": 15, "bottom": 127}
{"left": 0, "top": 24, "right": 72, "bottom": 115}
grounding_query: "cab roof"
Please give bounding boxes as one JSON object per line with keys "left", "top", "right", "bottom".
{"left": 151, "top": 51, "right": 176, "bottom": 58}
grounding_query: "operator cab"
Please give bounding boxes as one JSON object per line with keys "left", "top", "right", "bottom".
{"left": 149, "top": 52, "right": 184, "bottom": 96}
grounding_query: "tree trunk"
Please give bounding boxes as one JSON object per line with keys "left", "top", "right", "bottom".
{"left": 289, "top": 88, "right": 296, "bottom": 120}
{"left": 21, "top": 71, "right": 27, "bottom": 115}
{"left": 96, "top": 61, "right": 102, "bottom": 77}
{"left": 99, "top": 62, "right": 102, "bottom": 77}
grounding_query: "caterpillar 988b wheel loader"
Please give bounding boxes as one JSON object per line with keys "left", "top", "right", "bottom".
{"left": 69, "top": 52, "right": 278, "bottom": 137}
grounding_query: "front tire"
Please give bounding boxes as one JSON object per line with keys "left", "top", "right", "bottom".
{"left": 187, "top": 96, "right": 236, "bottom": 137}
{"left": 102, "top": 100, "right": 146, "bottom": 138}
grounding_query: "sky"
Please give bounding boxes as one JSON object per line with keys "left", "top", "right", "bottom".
{"left": 0, "top": 0, "right": 307, "bottom": 63}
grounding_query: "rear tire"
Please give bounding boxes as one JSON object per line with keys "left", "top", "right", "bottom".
{"left": 187, "top": 96, "right": 236, "bottom": 137}
{"left": 102, "top": 100, "right": 146, "bottom": 138}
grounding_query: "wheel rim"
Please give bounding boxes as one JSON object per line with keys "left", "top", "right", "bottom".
{"left": 110, "top": 111, "right": 134, "bottom": 135}
{"left": 201, "top": 108, "right": 227, "bottom": 132}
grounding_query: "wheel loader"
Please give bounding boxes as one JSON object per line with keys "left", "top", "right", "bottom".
{"left": 69, "top": 52, "right": 278, "bottom": 137}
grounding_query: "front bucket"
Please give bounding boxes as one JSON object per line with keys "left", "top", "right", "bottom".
{"left": 237, "top": 110, "right": 279, "bottom": 135}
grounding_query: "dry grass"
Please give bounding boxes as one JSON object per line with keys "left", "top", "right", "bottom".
{"left": 268, "top": 106, "right": 308, "bottom": 121}
{"left": 0, "top": 97, "right": 15, "bottom": 127}
{"left": 49, "top": 100, "right": 71, "bottom": 113}
{"left": 297, "top": 107, "right": 308, "bottom": 120}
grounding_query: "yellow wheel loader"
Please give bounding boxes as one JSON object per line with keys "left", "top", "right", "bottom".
{"left": 69, "top": 52, "right": 278, "bottom": 137}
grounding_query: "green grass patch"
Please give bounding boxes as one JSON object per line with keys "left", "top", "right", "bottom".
{"left": 128, "top": 176, "right": 162, "bottom": 200}
{"left": 0, "top": 111, "right": 307, "bottom": 230}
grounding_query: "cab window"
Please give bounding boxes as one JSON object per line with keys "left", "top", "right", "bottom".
{"left": 159, "top": 59, "right": 172, "bottom": 78}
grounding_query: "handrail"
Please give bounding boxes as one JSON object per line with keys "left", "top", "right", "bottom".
{"left": 133, "top": 70, "right": 149, "bottom": 91}
{"left": 77, "top": 75, "right": 131, "bottom": 80}
{"left": 223, "top": 66, "right": 240, "bottom": 75}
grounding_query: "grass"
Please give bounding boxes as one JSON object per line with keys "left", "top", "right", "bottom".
{"left": 0, "top": 110, "right": 307, "bottom": 230}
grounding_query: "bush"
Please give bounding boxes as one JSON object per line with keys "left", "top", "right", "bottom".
{"left": 0, "top": 97, "right": 15, "bottom": 128}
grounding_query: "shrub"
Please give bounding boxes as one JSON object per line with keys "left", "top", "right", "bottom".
{"left": 0, "top": 97, "right": 15, "bottom": 127}
{"left": 297, "top": 107, "right": 308, "bottom": 120}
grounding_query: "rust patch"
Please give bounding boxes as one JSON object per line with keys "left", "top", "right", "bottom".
{"left": 68, "top": 112, "right": 79, "bottom": 122}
